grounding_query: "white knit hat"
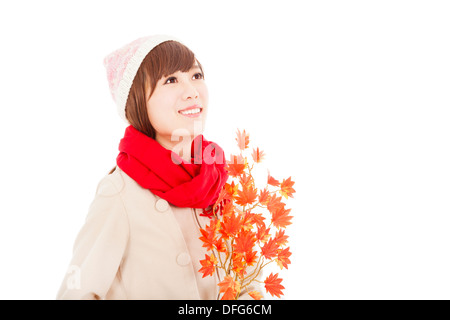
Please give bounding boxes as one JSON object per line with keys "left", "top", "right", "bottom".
{"left": 103, "top": 34, "right": 182, "bottom": 123}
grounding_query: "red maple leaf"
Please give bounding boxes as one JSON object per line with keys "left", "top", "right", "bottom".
{"left": 264, "top": 273, "right": 285, "bottom": 298}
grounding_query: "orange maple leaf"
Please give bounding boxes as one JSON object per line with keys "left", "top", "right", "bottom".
{"left": 235, "top": 186, "right": 258, "bottom": 206}
{"left": 251, "top": 147, "right": 265, "bottom": 163}
{"left": 244, "top": 250, "right": 258, "bottom": 267}
{"left": 240, "top": 210, "right": 255, "bottom": 231}
{"left": 272, "top": 207, "right": 293, "bottom": 229}
{"left": 231, "top": 253, "right": 246, "bottom": 278}
{"left": 266, "top": 194, "right": 285, "bottom": 215}
{"left": 248, "top": 291, "right": 263, "bottom": 300}
{"left": 226, "top": 154, "right": 246, "bottom": 177}
{"left": 276, "top": 247, "right": 292, "bottom": 270}
{"left": 256, "top": 225, "right": 271, "bottom": 243}
{"left": 214, "top": 236, "right": 227, "bottom": 253}
{"left": 239, "top": 173, "right": 253, "bottom": 189}
{"left": 233, "top": 230, "right": 256, "bottom": 254}
{"left": 264, "top": 273, "right": 285, "bottom": 298}
{"left": 198, "top": 253, "right": 217, "bottom": 278}
{"left": 267, "top": 171, "right": 280, "bottom": 187}
{"left": 221, "top": 288, "right": 236, "bottom": 300}
{"left": 199, "top": 228, "right": 216, "bottom": 251}
{"left": 273, "top": 229, "right": 289, "bottom": 246}
{"left": 258, "top": 188, "right": 270, "bottom": 205}
{"left": 220, "top": 212, "right": 241, "bottom": 239}
{"left": 219, "top": 275, "right": 241, "bottom": 300}
{"left": 214, "top": 188, "right": 230, "bottom": 208}
{"left": 236, "top": 129, "right": 250, "bottom": 150}
{"left": 225, "top": 181, "right": 238, "bottom": 198}
{"left": 260, "top": 237, "right": 279, "bottom": 259}
{"left": 247, "top": 212, "right": 266, "bottom": 229}
{"left": 220, "top": 200, "right": 235, "bottom": 217}
{"left": 199, "top": 219, "right": 218, "bottom": 251}
{"left": 280, "top": 176, "right": 296, "bottom": 199}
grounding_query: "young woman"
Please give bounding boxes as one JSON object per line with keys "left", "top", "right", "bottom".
{"left": 56, "top": 34, "right": 259, "bottom": 300}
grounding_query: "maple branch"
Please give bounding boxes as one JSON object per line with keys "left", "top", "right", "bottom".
{"left": 200, "top": 129, "right": 295, "bottom": 300}
{"left": 246, "top": 201, "right": 265, "bottom": 212}
{"left": 242, "top": 259, "right": 274, "bottom": 289}
{"left": 225, "top": 239, "right": 235, "bottom": 275}
{"left": 241, "top": 284, "right": 250, "bottom": 296}
{"left": 246, "top": 162, "right": 257, "bottom": 189}
{"left": 215, "top": 263, "right": 227, "bottom": 273}
{"left": 241, "top": 255, "right": 263, "bottom": 285}
{"left": 223, "top": 253, "right": 230, "bottom": 276}
{"left": 215, "top": 248, "right": 225, "bottom": 272}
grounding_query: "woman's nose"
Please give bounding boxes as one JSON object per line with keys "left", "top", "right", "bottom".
{"left": 182, "top": 81, "right": 199, "bottom": 100}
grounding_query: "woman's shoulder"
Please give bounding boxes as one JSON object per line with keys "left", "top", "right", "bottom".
{"left": 94, "top": 167, "right": 125, "bottom": 197}
{"left": 95, "top": 166, "right": 150, "bottom": 198}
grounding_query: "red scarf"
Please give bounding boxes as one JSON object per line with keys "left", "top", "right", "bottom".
{"left": 116, "top": 125, "right": 228, "bottom": 209}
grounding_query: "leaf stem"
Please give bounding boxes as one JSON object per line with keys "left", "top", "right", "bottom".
{"left": 242, "top": 260, "right": 274, "bottom": 288}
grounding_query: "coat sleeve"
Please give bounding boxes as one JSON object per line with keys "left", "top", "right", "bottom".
{"left": 56, "top": 176, "right": 129, "bottom": 300}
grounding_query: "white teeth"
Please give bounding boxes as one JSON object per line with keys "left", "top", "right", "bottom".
{"left": 179, "top": 108, "right": 201, "bottom": 115}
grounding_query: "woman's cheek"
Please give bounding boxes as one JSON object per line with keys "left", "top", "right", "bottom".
{"left": 199, "top": 83, "right": 209, "bottom": 104}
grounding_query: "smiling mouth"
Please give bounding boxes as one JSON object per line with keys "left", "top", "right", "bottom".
{"left": 178, "top": 107, "right": 203, "bottom": 116}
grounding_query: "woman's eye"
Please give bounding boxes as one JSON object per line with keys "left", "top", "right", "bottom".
{"left": 165, "top": 77, "right": 177, "bottom": 84}
{"left": 193, "top": 72, "right": 204, "bottom": 80}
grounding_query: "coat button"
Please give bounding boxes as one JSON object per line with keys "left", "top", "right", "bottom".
{"left": 155, "top": 199, "right": 169, "bottom": 212}
{"left": 176, "top": 253, "right": 191, "bottom": 266}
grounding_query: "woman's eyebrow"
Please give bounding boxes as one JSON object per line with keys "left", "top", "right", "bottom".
{"left": 190, "top": 65, "right": 201, "bottom": 70}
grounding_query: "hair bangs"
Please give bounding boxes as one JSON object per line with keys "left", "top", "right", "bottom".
{"left": 142, "top": 41, "right": 203, "bottom": 97}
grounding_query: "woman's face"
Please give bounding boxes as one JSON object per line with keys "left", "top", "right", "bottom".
{"left": 146, "top": 63, "right": 208, "bottom": 148}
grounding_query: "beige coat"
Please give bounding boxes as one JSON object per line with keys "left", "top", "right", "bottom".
{"left": 57, "top": 166, "right": 260, "bottom": 300}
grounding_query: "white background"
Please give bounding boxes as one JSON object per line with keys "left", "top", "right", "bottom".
{"left": 0, "top": 0, "right": 449, "bottom": 300}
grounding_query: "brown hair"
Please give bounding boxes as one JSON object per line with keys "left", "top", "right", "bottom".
{"left": 109, "top": 40, "right": 204, "bottom": 174}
